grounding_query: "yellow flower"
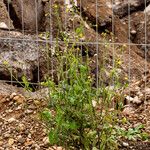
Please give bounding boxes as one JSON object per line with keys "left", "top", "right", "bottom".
{"left": 66, "top": 8, "right": 69, "bottom": 13}
{"left": 54, "top": 4, "right": 58, "bottom": 9}
{"left": 3, "top": 61, "right": 9, "bottom": 66}
{"left": 124, "top": 76, "right": 128, "bottom": 80}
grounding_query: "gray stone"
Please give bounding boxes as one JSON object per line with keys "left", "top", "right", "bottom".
{"left": 113, "top": 0, "right": 150, "bottom": 18}
{"left": 17, "top": 136, "right": 25, "bottom": 144}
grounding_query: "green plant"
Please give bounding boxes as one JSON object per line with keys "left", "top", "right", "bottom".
{"left": 3, "top": 61, "right": 33, "bottom": 91}
{"left": 40, "top": 46, "right": 122, "bottom": 149}
{"left": 114, "top": 124, "right": 149, "bottom": 141}
{"left": 39, "top": 5, "right": 128, "bottom": 149}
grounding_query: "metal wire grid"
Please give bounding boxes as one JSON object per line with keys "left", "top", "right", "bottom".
{"left": 0, "top": 0, "right": 148, "bottom": 95}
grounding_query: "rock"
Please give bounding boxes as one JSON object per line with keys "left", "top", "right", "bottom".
{"left": 32, "top": 143, "right": 40, "bottom": 149}
{"left": 0, "top": 35, "right": 38, "bottom": 81}
{"left": 17, "top": 136, "right": 25, "bottom": 144}
{"left": 10, "top": 92, "right": 17, "bottom": 100}
{"left": 11, "top": 0, "right": 44, "bottom": 31}
{"left": 144, "top": 4, "right": 150, "bottom": 14}
{"left": 122, "top": 142, "right": 129, "bottom": 147}
{"left": 8, "top": 138, "right": 15, "bottom": 145}
{"left": 145, "top": 88, "right": 150, "bottom": 94}
{"left": 0, "top": 22, "right": 8, "bottom": 29}
{"left": 42, "top": 0, "right": 49, "bottom": 2}
{"left": 24, "top": 139, "right": 33, "bottom": 146}
{"left": 130, "top": 29, "right": 137, "bottom": 35}
{"left": 92, "top": 100, "right": 97, "bottom": 107}
{"left": 25, "top": 109, "right": 33, "bottom": 114}
{"left": 15, "top": 106, "right": 22, "bottom": 110}
{"left": 0, "top": 0, "right": 14, "bottom": 29}
{"left": 3, "top": 133, "right": 11, "bottom": 138}
{"left": 77, "top": 0, "right": 112, "bottom": 28}
{"left": 28, "top": 104, "right": 36, "bottom": 110}
{"left": 7, "top": 109, "right": 13, "bottom": 113}
{"left": 113, "top": 0, "right": 150, "bottom": 18}
{"left": 129, "top": 10, "right": 150, "bottom": 60}
{"left": 125, "top": 96, "right": 134, "bottom": 104}
{"left": 7, "top": 117, "right": 16, "bottom": 123}
{"left": 0, "top": 140, "right": 3, "bottom": 146}
{"left": 13, "top": 95, "right": 25, "bottom": 104}
{"left": 132, "top": 96, "right": 142, "bottom": 105}
{"left": 0, "top": 31, "right": 51, "bottom": 82}
{"left": 18, "top": 123, "right": 26, "bottom": 131}
{"left": 43, "top": 137, "right": 49, "bottom": 145}
{"left": 123, "top": 106, "right": 135, "bottom": 116}
{"left": 27, "top": 133, "right": 32, "bottom": 139}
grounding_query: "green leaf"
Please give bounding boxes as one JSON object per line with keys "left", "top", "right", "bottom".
{"left": 48, "top": 130, "right": 58, "bottom": 145}
{"left": 75, "top": 27, "right": 83, "bottom": 35}
{"left": 41, "top": 109, "right": 52, "bottom": 121}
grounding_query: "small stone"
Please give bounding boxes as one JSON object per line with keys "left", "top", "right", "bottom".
{"left": 0, "top": 22, "right": 8, "bottom": 29}
{"left": 7, "top": 117, "right": 16, "bottom": 123}
{"left": 8, "top": 101, "right": 14, "bottom": 106}
{"left": 43, "top": 137, "right": 49, "bottom": 145}
{"left": 27, "top": 133, "right": 32, "bottom": 139}
{"left": 15, "top": 106, "right": 22, "bottom": 110}
{"left": 8, "top": 138, "right": 15, "bottom": 145}
{"left": 18, "top": 123, "right": 26, "bottom": 131}
{"left": 145, "top": 88, "right": 150, "bottom": 94}
{"left": 123, "top": 106, "right": 135, "bottom": 116}
{"left": 122, "top": 142, "right": 129, "bottom": 147}
{"left": 24, "top": 130, "right": 30, "bottom": 135}
{"left": 7, "top": 109, "right": 13, "bottom": 113}
{"left": 132, "top": 96, "right": 142, "bottom": 105}
{"left": 0, "top": 97, "right": 7, "bottom": 103}
{"left": 24, "top": 138, "right": 33, "bottom": 146}
{"left": 28, "top": 105, "right": 36, "bottom": 110}
{"left": 32, "top": 143, "right": 40, "bottom": 149}
{"left": 51, "top": 146, "right": 63, "bottom": 150}
{"left": 10, "top": 92, "right": 17, "bottom": 99}
{"left": 57, "top": 147, "right": 63, "bottom": 150}
{"left": 92, "top": 100, "right": 97, "bottom": 107}
{"left": 130, "top": 29, "right": 136, "bottom": 35}
{"left": 0, "top": 140, "right": 3, "bottom": 146}
{"left": 42, "top": 0, "right": 49, "bottom": 2}
{"left": 3, "top": 133, "right": 10, "bottom": 138}
{"left": 125, "top": 96, "right": 133, "bottom": 104}
{"left": 34, "top": 100, "right": 40, "bottom": 105}
{"left": 126, "top": 96, "right": 133, "bottom": 101}
{"left": 17, "top": 136, "right": 25, "bottom": 144}
{"left": 25, "top": 109, "right": 33, "bottom": 114}
{"left": 6, "top": 98, "right": 10, "bottom": 102}
{"left": 13, "top": 95, "right": 24, "bottom": 104}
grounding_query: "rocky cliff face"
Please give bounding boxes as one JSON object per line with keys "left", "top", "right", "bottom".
{"left": 0, "top": 0, "right": 150, "bottom": 88}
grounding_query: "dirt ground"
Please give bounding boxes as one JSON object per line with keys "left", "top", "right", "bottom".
{"left": 0, "top": 79, "right": 150, "bottom": 150}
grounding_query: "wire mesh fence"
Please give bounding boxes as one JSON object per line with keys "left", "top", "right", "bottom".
{"left": 1, "top": 0, "right": 150, "bottom": 149}
{"left": 0, "top": 0, "right": 149, "bottom": 97}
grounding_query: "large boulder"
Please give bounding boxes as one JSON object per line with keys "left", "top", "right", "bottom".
{"left": 77, "top": 0, "right": 112, "bottom": 30}
{"left": 42, "top": 0, "right": 150, "bottom": 78}
{"left": 11, "top": 0, "right": 44, "bottom": 31}
{"left": 113, "top": 0, "right": 150, "bottom": 18}
{"left": 125, "top": 5, "right": 150, "bottom": 61}
{"left": 43, "top": 0, "right": 103, "bottom": 54}
{"left": 0, "top": 30, "right": 52, "bottom": 82}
